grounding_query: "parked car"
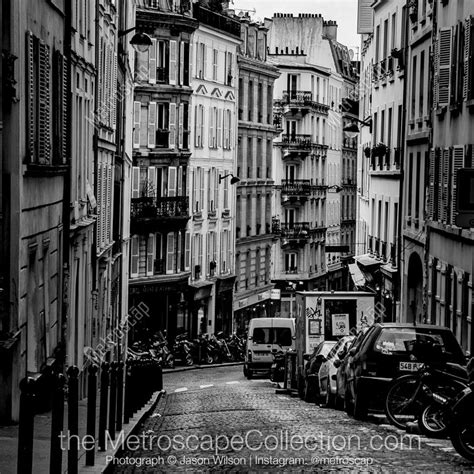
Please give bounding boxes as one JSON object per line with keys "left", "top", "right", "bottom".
{"left": 334, "top": 327, "right": 370, "bottom": 410}
{"left": 318, "top": 335, "right": 355, "bottom": 407}
{"left": 300, "top": 340, "right": 337, "bottom": 401}
{"left": 344, "top": 323, "right": 466, "bottom": 420}
{"left": 244, "top": 317, "right": 295, "bottom": 379}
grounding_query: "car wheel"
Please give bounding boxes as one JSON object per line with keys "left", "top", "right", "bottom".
{"left": 325, "top": 380, "right": 335, "bottom": 408}
{"left": 353, "top": 381, "right": 368, "bottom": 420}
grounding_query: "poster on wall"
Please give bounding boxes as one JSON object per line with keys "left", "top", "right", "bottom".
{"left": 332, "top": 313, "right": 350, "bottom": 336}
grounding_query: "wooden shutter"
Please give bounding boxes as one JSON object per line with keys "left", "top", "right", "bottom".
{"left": 209, "top": 107, "right": 214, "bottom": 148}
{"left": 208, "top": 169, "right": 213, "bottom": 210}
{"left": 107, "top": 163, "right": 112, "bottom": 243}
{"left": 206, "top": 234, "right": 211, "bottom": 276}
{"left": 220, "top": 232, "right": 225, "bottom": 273}
{"left": 168, "top": 166, "right": 177, "bottom": 197}
{"left": 133, "top": 101, "right": 141, "bottom": 148}
{"left": 149, "top": 39, "right": 157, "bottom": 84}
{"left": 146, "top": 234, "right": 155, "bottom": 276}
{"left": 26, "top": 32, "right": 36, "bottom": 161}
{"left": 131, "top": 236, "right": 139, "bottom": 277}
{"left": 39, "top": 40, "right": 51, "bottom": 164}
{"left": 148, "top": 102, "right": 157, "bottom": 148}
{"left": 169, "top": 40, "right": 177, "bottom": 85}
{"left": 111, "top": 48, "right": 117, "bottom": 129}
{"left": 178, "top": 103, "right": 184, "bottom": 149}
{"left": 177, "top": 231, "right": 182, "bottom": 272}
{"left": 223, "top": 168, "right": 229, "bottom": 208}
{"left": 184, "top": 232, "right": 191, "bottom": 270}
{"left": 227, "top": 110, "right": 232, "bottom": 149}
{"left": 464, "top": 17, "right": 472, "bottom": 100}
{"left": 166, "top": 232, "right": 175, "bottom": 274}
{"left": 438, "top": 28, "right": 452, "bottom": 107}
{"left": 214, "top": 168, "right": 218, "bottom": 210}
{"left": 132, "top": 166, "right": 140, "bottom": 199}
{"left": 222, "top": 109, "right": 227, "bottom": 149}
{"left": 217, "top": 108, "right": 222, "bottom": 147}
{"left": 451, "top": 146, "right": 464, "bottom": 225}
{"left": 200, "top": 168, "right": 205, "bottom": 212}
{"left": 203, "top": 43, "right": 208, "bottom": 79}
{"left": 194, "top": 168, "right": 199, "bottom": 211}
{"left": 169, "top": 103, "right": 177, "bottom": 149}
{"left": 177, "top": 166, "right": 183, "bottom": 196}
{"left": 179, "top": 41, "right": 185, "bottom": 85}
{"left": 440, "top": 148, "right": 450, "bottom": 223}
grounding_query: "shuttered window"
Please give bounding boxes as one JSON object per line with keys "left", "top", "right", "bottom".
{"left": 465, "top": 17, "right": 474, "bottom": 101}
{"left": 146, "top": 234, "right": 155, "bottom": 276}
{"left": 217, "top": 108, "right": 222, "bottom": 148}
{"left": 169, "top": 40, "right": 177, "bottom": 85}
{"left": 132, "top": 167, "right": 140, "bottom": 199}
{"left": 437, "top": 28, "right": 452, "bottom": 107}
{"left": 184, "top": 232, "right": 191, "bottom": 271}
{"left": 130, "top": 236, "right": 139, "bottom": 278}
{"left": 451, "top": 146, "right": 465, "bottom": 225}
{"left": 149, "top": 39, "right": 157, "bottom": 84}
{"left": 148, "top": 102, "right": 157, "bottom": 148}
{"left": 169, "top": 103, "right": 177, "bottom": 149}
{"left": 52, "top": 50, "right": 67, "bottom": 164}
{"left": 166, "top": 232, "right": 175, "bottom": 274}
{"left": 133, "top": 101, "right": 141, "bottom": 148}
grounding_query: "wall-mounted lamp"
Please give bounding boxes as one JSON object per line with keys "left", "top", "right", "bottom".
{"left": 327, "top": 185, "right": 343, "bottom": 193}
{"left": 118, "top": 27, "right": 152, "bottom": 53}
{"left": 343, "top": 117, "right": 373, "bottom": 138}
{"left": 219, "top": 173, "right": 240, "bottom": 185}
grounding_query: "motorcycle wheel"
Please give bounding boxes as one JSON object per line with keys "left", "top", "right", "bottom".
{"left": 205, "top": 354, "right": 213, "bottom": 365}
{"left": 168, "top": 356, "right": 175, "bottom": 369}
{"left": 185, "top": 353, "right": 193, "bottom": 366}
{"left": 450, "top": 423, "right": 474, "bottom": 461}
{"left": 385, "top": 375, "right": 421, "bottom": 429}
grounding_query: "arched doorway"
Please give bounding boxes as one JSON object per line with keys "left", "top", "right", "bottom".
{"left": 407, "top": 252, "right": 423, "bottom": 323}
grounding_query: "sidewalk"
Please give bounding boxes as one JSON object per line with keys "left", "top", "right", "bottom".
{"left": 0, "top": 390, "right": 163, "bottom": 474}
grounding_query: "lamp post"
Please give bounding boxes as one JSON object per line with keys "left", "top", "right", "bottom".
{"left": 343, "top": 117, "right": 373, "bottom": 138}
{"left": 118, "top": 27, "right": 152, "bottom": 53}
{"left": 219, "top": 173, "right": 240, "bottom": 185}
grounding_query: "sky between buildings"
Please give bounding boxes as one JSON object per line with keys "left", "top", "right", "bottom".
{"left": 232, "top": 0, "right": 360, "bottom": 59}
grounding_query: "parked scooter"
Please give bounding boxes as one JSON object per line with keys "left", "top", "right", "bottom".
{"left": 173, "top": 332, "right": 194, "bottom": 366}
{"left": 270, "top": 347, "right": 286, "bottom": 383}
{"left": 215, "top": 332, "right": 234, "bottom": 362}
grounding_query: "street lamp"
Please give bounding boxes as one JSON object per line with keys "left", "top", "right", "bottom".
{"left": 343, "top": 117, "right": 373, "bottom": 138}
{"left": 327, "top": 185, "right": 343, "bottom": 193}
{"left": 219, "top": 173, "right": 240, "bottom": 184}
{"left": 118, "top": 27, "right": 152, "bottom": 53}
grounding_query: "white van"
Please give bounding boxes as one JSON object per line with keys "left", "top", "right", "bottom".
{"left": 243, "top": 317, "right": 295, "bottom": 379}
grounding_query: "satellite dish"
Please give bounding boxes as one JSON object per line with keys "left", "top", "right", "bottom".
{"left": 349, "top": 49, "right": 355, "bottom": 60}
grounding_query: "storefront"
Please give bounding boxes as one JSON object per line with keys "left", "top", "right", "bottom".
{"left": 215, "top": 275, "right": 236, "bottom": 335}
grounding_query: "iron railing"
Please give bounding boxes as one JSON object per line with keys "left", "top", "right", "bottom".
{"left": 131, "top": 196, "right": 189, "bottom": 219}
{"left": 281, "top": 134, "right": 313, "bottom": 148}
{"left": 281, "top": 179, "right": 312, "bottom": 195}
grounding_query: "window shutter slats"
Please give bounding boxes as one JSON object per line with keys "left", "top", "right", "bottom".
{"left": 428, "top": 149, "right": 435, "bottom": 220}
{"left": 133, "top": 101, "right": 141, "bottom": 148}
{"left": 179, "top": 41, "right": 185, "bottom": 85}
{"left": 438, "top": 28, "right": 452, "bottom": 107}
{"left": 184, "top": 231, "right": 191, "bottom": 270}
{"left": 169, "top": 40, "right": 177, "bottom": 85}
{"left": 168, "top": 166, "right": 177, "bottom": 197}
{"left": 166, "top": 232, "right": 175, "bottom": 274}
{"left": 178, "top": 103, "right": 184, "bottom": 149}
{"left": 147, "top": 234, "right": 155, "bottom": 276}
{"left": 148, "top": 101, "right": 157, "bottom": 148}
{"left": 149, "top": 39, "right": 157, "bottom": 84}
{"left": 177, "top": 166, "right": 183, "bottom": 196}
{"left": 465, "top": 17, "right": 472, "bottom": 100}
{"left": 169, "top": 103, "right": 177, "bottom": 149}
{"left": 451, "top": 146, "right": 464, "bottom": 225}
{"left": 132, "top": 166, "right": 140, "bottom": 199}
{"left": 111, "top": 48, "right": 117, "bottom": 129}
{"left": 26, "top": 32, "right": 36, "bottom": 161}
{"left": 39, "top": 41, "right": 51, "bottom": 164}
{"left": 217, "top": 108, "right": 222, "bottom": 147}
{"left": 131, "top": 236, "right": 139, "bottom": 277}
{"left": 209, "top": 107, "right": 214, "bottom": 148}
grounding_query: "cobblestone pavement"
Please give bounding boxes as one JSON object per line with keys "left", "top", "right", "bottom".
{"left": 110, "top": 366, "right": 474, "bottom": 472}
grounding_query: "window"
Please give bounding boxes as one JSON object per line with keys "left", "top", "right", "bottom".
{"left": 194, "top": 105, "right": 204, "bottom": 147}
{"left": 212, "top": 48, "right": 218, "bottom": 81}
{"left": 225, "top": 52, "right": 233, "bottom": 86}
{"left": 375, "top": 24, "right": 380, "bottom": 63}
{"left": 285, "top": 253, "right": 298, "bottom": 273}
{"left": 411, "top": 55, "right": 417, "bottom": 118}
{"left": 197, "top": 42, "right": 206, "bottom": 79}
{"left": 248, "top": 80, "right": 254, "bottom": 121}
{"left": 383, "top": 18, "right": 389, "bottom": 59}
{"left": 419, "top": 51, "right": 425, "bottom": 117}
{"left": 257, "top": 83, "right": 263, "bottom": 122}
{"left": 391, "top": 13, "right": 397, "bottom": 50}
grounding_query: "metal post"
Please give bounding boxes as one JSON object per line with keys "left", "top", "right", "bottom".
{"left": 85, "top": 365, "right": 98, "bottom": 466}
{"left": 17, "top": 377, "right": 36, "bottom": 474}
{"left": 108, "top": 362, "right": 117, "bottom": 440}
{"left": 67, "top": 366, "right": 79, "bottom": 474}
{"left": 98, "top": 362, "right": 109, "bottom": 451}
{"left": 123, "top": 361, "right": 132, "bottom": 424}
{"left": 50, "top": 373, "right": 65, "bottom": 474}
{"left": 116, "top": 361, "right": 124, "bottom": 432}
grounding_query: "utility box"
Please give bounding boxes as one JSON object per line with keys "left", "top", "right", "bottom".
{"left": 294, "top": 291, "right": 376, "bottom": 390}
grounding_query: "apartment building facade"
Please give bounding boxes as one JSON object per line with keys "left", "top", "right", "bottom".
{"left": 356, "top": 0, "right": 406, "bottom": 321}
{"left": 233, "top": 16, "right": 280, "bottom": 332}
{"left": 129, "top": 0, "right": 197, "bottom": 342}
{"left": 400, "top": 0, "right": 433, "bottom": 324}
{"left": 188, "top": 4, "right": 240, "bottom": 336}
{"left": 424, "top": 0, "right": 474, "bottom": 353}
{"left": 0, "top": 0, "right": 68, "bottom": 421}
{"left": 266, "top": 14, "right": 337, "bottom": 316}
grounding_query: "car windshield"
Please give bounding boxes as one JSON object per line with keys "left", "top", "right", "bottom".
{"left": 374, "top": 328, "right": 465, "bottom": 362}
{"left": 252, "top": 327, "right": 292, "bottom": 346}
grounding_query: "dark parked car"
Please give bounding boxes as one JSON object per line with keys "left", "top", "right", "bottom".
{"left": 344, "top": 323, "right": 466, "bottom": 420}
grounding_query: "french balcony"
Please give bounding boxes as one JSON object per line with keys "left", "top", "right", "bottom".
{"left": 131, "top": 196, "right": 189, "bottom": 232}
{"left": 272, "top": 221, "right": 313, "bottom": 248}
{"left": 276, "top": 91, "right": 329, "bottom": 117}
{"left": 278, "top": 134, "right": 314, "bottom": 160}
{"left": 280, "top": 179, "right": 312, "bottom": 204}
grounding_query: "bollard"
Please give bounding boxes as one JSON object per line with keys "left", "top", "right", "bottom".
{"left": 50, "top": 372, "right": 65, "bottom": 474}
{"left": 116, "top": 361, "right": 124, "bottom": 432}
{"left": 123, "top": 361, "right": 132, "bottom": 424}
{"left": 17, "top": 377, "right": 36, "bottom": 474}
{"left": 108, "top": 362, "right": 117, "bottom": 440}
{"left": 98, "top": 363, "right": 109, "bottom": 451}
{"left": 85, "top": 365, "right": 98, "bottom": 466}
{"left": 67, "top": 366, "right": 79, "bottom": 474}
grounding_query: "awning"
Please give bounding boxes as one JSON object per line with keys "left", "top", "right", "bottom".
{"left": 348, "top": 263, "right": 366, "bottom": 288}
{"left": 354, "top": 253, "right": 381, "bottom": 268}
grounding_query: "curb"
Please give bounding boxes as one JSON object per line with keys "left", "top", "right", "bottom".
{"left": 162, "top": 361, "right": 244, "bottom": 374}
{"left": 79, "top": 390, "right": 165, "bottom": 474}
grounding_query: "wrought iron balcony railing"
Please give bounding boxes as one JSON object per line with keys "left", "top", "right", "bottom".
{"left": 281, "top": 179, "right": 312, "bottom": 195}
{"left": 131, "top": 196, "right": 189, "bottom": 220}
{"left": 280, "top": 134, "right": 313, "bottom": 148}
{"left": 282, "top": 90, "right": 313, "bottom": 104}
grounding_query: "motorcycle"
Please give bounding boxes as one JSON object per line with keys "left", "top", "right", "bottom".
{"left": 216, "top": 332, "right": 234, "bottom": 362}
{"left": 227, "top": 333, "right": 245, "bottom": 361}
{"left": 191, "top": 334, "right": 214, "bottom": 365}
{"left": 173, "top": 333, "right": 194, "bottom": 366}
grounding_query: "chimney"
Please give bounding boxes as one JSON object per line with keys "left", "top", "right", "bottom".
{"left": 323, "top": 20, "right": 338, "bottom": 41}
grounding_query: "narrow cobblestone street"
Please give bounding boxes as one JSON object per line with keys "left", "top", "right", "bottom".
{"left": 110, "top": 366, "right": 474, "bottom": 472}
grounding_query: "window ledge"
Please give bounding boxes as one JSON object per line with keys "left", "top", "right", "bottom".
{"left": 25, "top": 163, "right": 68, "bottom": 177}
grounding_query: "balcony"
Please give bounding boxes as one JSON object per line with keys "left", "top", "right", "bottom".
{"left": 275, "top": 91, "right": 329, "bottom": 118}
{"left": 280, "top": 179, "right": 312, "bottom": 199}
{"left": 278, "top": 134, "right": 314, "bottom": 160}
{"left": 131, "top": 196, "right": 189, "bottom": 232}
{"left": 193, "top": 4, "right": 241, "bottom": 38}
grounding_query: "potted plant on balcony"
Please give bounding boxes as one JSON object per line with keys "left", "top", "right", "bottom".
{"left": 371, "top": 142, "right": 387, "bottom": 158}
{"left": 364, "top": 146, "right": 371, "bottom": 158}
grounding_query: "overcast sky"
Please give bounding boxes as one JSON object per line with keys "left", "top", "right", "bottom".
{"left": 232, "top": 0, "right": 361, "bottom": 59}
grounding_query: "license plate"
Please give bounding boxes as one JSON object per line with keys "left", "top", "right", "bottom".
{"left": 399, "top": 361, "right": 424, "bottom": 371}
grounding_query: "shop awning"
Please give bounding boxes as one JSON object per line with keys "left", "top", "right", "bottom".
{"left": 354, "top": 253, "right": 381, "bottom": 268}
{"left": 348, "top": 263, "right": 366, "bottom": 288}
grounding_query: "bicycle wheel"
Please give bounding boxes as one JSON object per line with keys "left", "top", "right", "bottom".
{"left": 385, "top": 374, "right": 423, "bottom": 429}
